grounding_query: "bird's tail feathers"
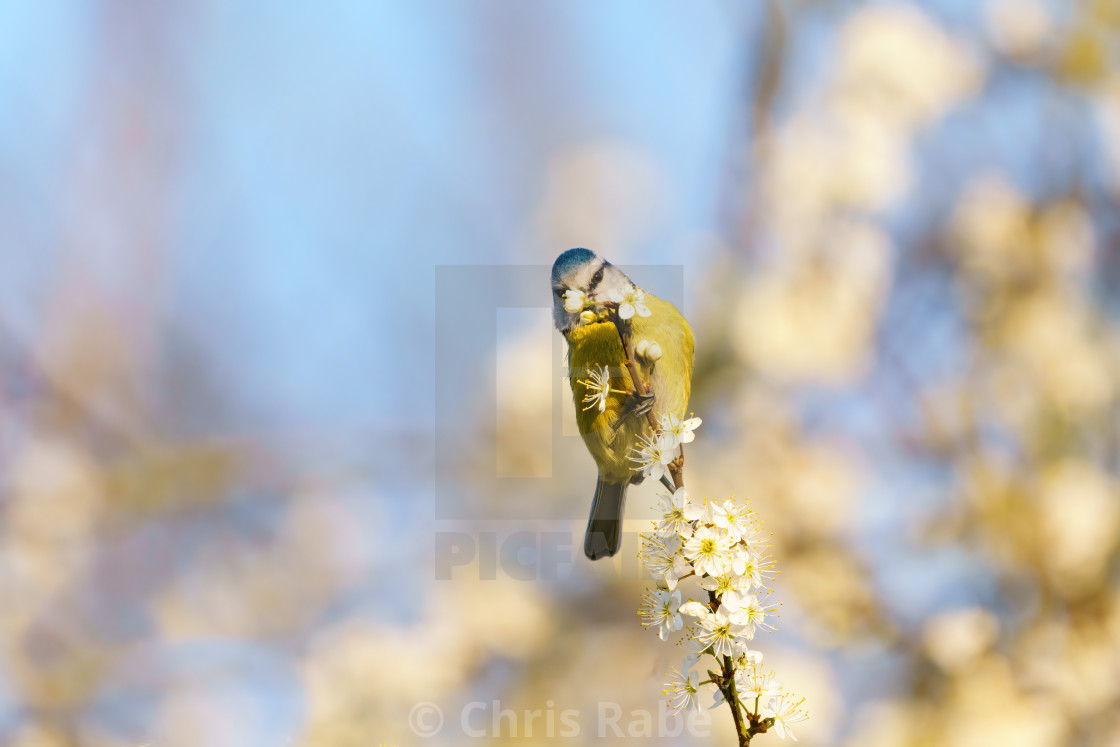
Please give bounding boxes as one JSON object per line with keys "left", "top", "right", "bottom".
{"left": 584, "top": 478, "right": 627, "bottom": 560}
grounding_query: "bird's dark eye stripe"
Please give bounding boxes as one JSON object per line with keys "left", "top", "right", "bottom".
{"left": 588, "top": 265, "right": 606, "bottom": 292}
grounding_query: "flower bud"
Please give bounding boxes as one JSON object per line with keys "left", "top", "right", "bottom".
{"left": 580, "top": 310, "right": 596, "bottom": 324}
{"left": 679, "top": 601, "right": 709, "bottom": 618}
{"left": 635, "top": 339, "right": 650, "bottom": 358}
{"left": 646, "top": 341, "right": 663, "bottom": 362}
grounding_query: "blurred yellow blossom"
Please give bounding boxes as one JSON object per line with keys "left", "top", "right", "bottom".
{"left": 922, "top": 608, "right": 1000, "bottom": 673}
{"left": 940, "top": 658, "right": 1068, "bottom": 747}
{"left": 2, "top": 437, "right": 103, "bottom": 606}
{"left": 733, "top": 221, "right": 891, "bottom": 384}
{"left": 835, "top": 3, "right": 983, "bottom": 129}
{"left": 999, "top": 291, "right": 1115, "bottom": 415}
{"left": 1036, "top": 461, "right": 1120, "bottom": 596}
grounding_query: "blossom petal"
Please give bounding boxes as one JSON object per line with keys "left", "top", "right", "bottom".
{"left": 679, "top": 601, "right": 709, "bottom": 617}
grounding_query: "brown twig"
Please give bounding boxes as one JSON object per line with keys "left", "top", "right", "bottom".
{"left": 708, "top": 590, "right": 756, "bottom": 746}
{"left": 609, "top": 310, "right": 685, "bottom": 487}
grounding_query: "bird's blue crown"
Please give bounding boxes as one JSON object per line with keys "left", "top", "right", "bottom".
{"left": 552, "top": 248, "right": 597, "bottom": 282}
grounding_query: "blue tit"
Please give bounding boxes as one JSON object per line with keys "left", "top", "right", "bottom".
{"left": 551, "top": 248, "right": 694, "bottom": 560}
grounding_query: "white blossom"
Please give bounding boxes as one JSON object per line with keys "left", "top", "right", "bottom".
{"left": 681, "top": 636, "right": 711, "bottom": 670}
{"left": 762, "top": 694, "right": 808, "bottom": 741}
{"left": 641, "top": 533, "right": 682, "bottom": 585}
{"left": 563, "top": 288, "right": 586, "bottom": 312}
{"left": 731, "top": 545, "right": 775, "bottom": 588}
{"left": 728, "top": 512, "right": 753, "bottom": 543}
{"left": 733, "top": 636, "right": 763, "bottom": 660}
{"left": 642, "top": 533, "right": 692, "bottom": 592}
{"left": 608, "top": 284, "right": 652, "bottom": 320}
{"left": 639, "top": 589, "right": 683, "bottom": 641}
{"left": 578, "top": 365, "right": 623, "bottom": 413}
{"left": 684, "top": 496, "right": 731, "bottom": 529}
{"left": 742, "top": 670, "right": 782, "bottom": 709}
{"left": 663, "top": 554, "right": 692, "bottom": 591}
{"left": 737, "top": 648, "right": 765, "bottom": 672}
{"left": 636, "top": 490, "right": 805, "bottom": 731}
{"left": 656, "top": 489, "right": 694, "bottom": 538}
{"left": 679, "top": 600, "right": 710, "bottom": 618}
{"left": 659, "top": 413, "right": 702, "bottom": 445}
{"left": 683, "top": 525, "right": 733, "bottom": 577}
{"left": 696, "top": 607, "right": 747, "bottom": 658}
{"left": 723, "top": 592, "right": 776, "bottom": 637}
{"left": 630, "top": 433, "right": 677, "bottom": 483}
{"left": 663, "top": 661, "right": 702, "bottom": 713}
{"left": 701, "top": 574, "right": 753, "bottom": 601}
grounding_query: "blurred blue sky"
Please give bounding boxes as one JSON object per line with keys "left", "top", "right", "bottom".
{"left": 1, "top": 2, "right": 755, "bottom": 435}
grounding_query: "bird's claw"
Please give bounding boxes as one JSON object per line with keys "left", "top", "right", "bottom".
{"left": 631, "top": 391, "right": 655, "bottom": 417}
{"left": 612, "top": 390, "right": 655, "bottom": 429}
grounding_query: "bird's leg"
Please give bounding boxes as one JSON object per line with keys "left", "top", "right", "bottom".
{"left": 612, "top": 389, "right": 655, "bottom": 429}
{"left": 604, "top": 304, "right": 663, "bottom": 434}
{"left": 659, "top": 474, "right": 676, "bottom": 492}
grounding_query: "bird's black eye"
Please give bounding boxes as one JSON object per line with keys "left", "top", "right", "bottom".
{"left": 554, "top": 287, "right": 565, "bottom": 298}
{"left": 592, "top": 267, "right": 604, "bottom": 285}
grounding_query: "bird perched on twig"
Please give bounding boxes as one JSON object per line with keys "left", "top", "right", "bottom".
{"left": 551, "top": 248, "right": 694, "bottom": 560}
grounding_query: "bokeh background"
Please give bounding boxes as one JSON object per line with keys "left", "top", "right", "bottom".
{"left": 2, "top": 1, "right": 1120, "bottom": 745}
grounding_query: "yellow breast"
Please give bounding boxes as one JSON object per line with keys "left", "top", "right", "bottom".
{"left": 564, "top": 293, "right": 694, "bottom": 482}
{"left": 567, "top": 321, "right": 633, "bottom": 438}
